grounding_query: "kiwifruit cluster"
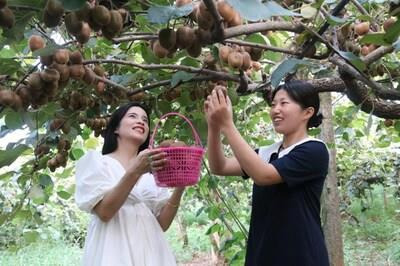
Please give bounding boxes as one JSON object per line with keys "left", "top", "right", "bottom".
{"left": 34, "top": 143, "right": 50, "bottom": 158}
{"left": 159, "top": 139, "right": 187, "bottom": 147}
{"left": 64, "top": 2, "right": 127, "bottom": 43}
{"left": 218, "top": 45, "right": 252, "bottom": 70}
{"left": 85, "top": 116, "right": 110, "bottom": 137}
{"left": 129, "top": 91, "right": 147, "bottom": 102}
{"left": 161, "top": 88, "right": 181, "bottom": 101}
{"left": 47, "top": 138, "right": 71, "bottom": 172}
{"left": 0, "top": 0, "right": 15, "bottom": 29}
{"left": 60, "top": 90, "right": 96, "bottom": 111}
{"left": 43, "top": 0, "right": 65, "bottom": 28}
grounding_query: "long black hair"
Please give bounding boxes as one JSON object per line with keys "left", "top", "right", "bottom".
{"left": 271, "top": 80, "right": 323, "bottom": 129}
{"left": 102, "top": 102, "right": 151, "bottom": 155}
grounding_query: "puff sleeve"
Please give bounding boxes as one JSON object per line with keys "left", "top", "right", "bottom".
{"left": 75, "top": 150, "right": 114, "bottom": 213}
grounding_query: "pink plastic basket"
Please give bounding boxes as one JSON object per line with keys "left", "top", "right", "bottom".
{"left": 150, "top": 112, "right": 205, "bottom": 187}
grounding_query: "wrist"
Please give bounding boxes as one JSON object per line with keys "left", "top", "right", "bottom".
{"left": 166, "top": 201, "right": 179, "bottom": 208}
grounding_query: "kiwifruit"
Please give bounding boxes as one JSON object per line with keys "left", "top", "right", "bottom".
{"left": 107, "top": 10, "right": 123, "bottom": 34}
{"left": 87, "top": 15, "right": 102, "bottom": 32}
{"left": 176, "top": 26, "right": 196, "bottom": 49}
{"left": 27, "top": 72, "right": 44, "bottom": 90}
{"left": 252, "top": 61, "right": 262, "bottom": 71}
{"left": 360, "top": 45, "right": 369, "bottom": 56}
{"left": 152, "top": 40, "right": 169, "bottom": 58}
{"left": 0, "top": 89, "right": 16, "bottom": 107}
{"left": 57, "top": 138, "right": 69, "bottom": 151}
{"left": 195, "top": 28, "right": 212, "bottom": 45}
{"left": 83, "top": 67, "right": 96, "bottom": 85}
{"left": 354, "top": 22, "right": 370, "bottom": 36}
{"left": 250, "top": 47, "right": 263, "bottom": 61}
{"left": 189, "top": 2, "right": 199, "bottom": 21}
{"left": 217, "top": 0, "right": 235, "bottom": 24}
{"left": 0, "top": 7, "right": 15, "bottom": 29}
{"left": 187, "top": 42, "right": 202, "bottom": 58}
{"left": 50, "top": 63, "right": 70, "bottom": 82}
{"left": 43, "top": 82, "right": 58, "bottom": 98}
{"left": 54, "top": 49, "right": 70, "bottom": 64}
{"left": 384, "top": 18, "right": 396, "bottom": 32}
{"left": 96, "top": 81, "right": 105, "bottom": 94}
{"left": 129, "top": 91, "right": 146, "bottom": 101}
{"left": 49, "top": 118, "right": 64, "bottom": 131}
{"left": 384, "top": 119, "right": 394, "bottom": 127}
{"left": 40, "top": 68, "right": 60, "bottom": 83}
{"left": 40, "top": 55, "right": 53, "bottom": 66}
{"left": 159, "top": 28, "right": 177, "bottom": 50}
{"left": 170, "top": 140, "right": 187, "bottom": 147}
{"left": 117, "top": 8, "right": 128, "bottom": 22}
{"left": 75, "top": 22, "right": 91, "bottom": 44}
{"left": 101, "top": 26, "right": 116, "bottom": 40}
{"left": 218, "top": 45, "right": 232, "bottom": 63}
{"left": 76, "top": 2, "right": 92, "bottom": 21}
{"left": 228, "top": 51, "right": 243, "bottom": 69}
{"left": 94, "top": 64, "right": 105, "bottom": 76}
{"left": 16, "top": 85, "right": 31, "bottom": 107}
{"left": 43, "top": 11, "right": 62, "bottom": 28}
{"left": 69, "top": 64, "right": 86, "bottom": 80}
{"left": 303, "top": 45, "right": 316, "bottom": 57}
{"left": 61, "top": 122, "right": 71, "bottom": 134}
{"left": 241, "top": 52, "right": 251, "bottom": 70}
{"left": 28, "top": 35, "right": 46, "bottom": 52}
{"left": 45, "top": 0, "right": 64, "bottom": 18}
{"left": 176, "top": 0, "right": 192, "bottom": 7}
{"left": 91, "top": 5, "right": 111, "bottom": 26}
{"left": 55, "top": 152, "right": 67, "bottom": 165}
{"left": 47, "top": 158, "right": 57, "bottom": 172}
{"left": 69, "top": 50, "right": 83, "bottom": 64}
{"left": 0, "top": 0, "right": 7, "bottom": 9}
{"left": 203, "top": 52, "right": 217, "bottom": 66}
{"left": 228, "top": 11, "right": 242, "bottom": 27}
{"left": 65, "top": 12, "right": 83, "bottom": 35}
{"left": 196, "top": 8, "right": 214, "bottom": 30}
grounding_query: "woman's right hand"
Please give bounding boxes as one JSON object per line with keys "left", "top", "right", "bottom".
{"left": 127, "top": 148, "right": 167, "bottom": 177}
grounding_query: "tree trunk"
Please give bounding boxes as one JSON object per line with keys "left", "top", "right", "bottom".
{"left": 319, "top": 92, "right": 344, "bottom": 266}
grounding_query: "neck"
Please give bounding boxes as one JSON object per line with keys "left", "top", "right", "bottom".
{"left": 110, "top": 139, "right": 140, "bottom": 165}
{"left": 282, "top": 130, "right": 308, "bottom": 149}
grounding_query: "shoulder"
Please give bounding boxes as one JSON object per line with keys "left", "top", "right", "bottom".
{"left": 295, "top": 140, "right": 328, "bottom": 154}
{"left": 76, "top": 150, "right": 104, "bottom": 167}
{"left": 290, "top": 140, "right": 329, "bottom": 164}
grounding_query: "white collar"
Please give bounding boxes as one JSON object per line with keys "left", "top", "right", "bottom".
{"left": 258, "top": 137, "right": 324, "bottom": 162}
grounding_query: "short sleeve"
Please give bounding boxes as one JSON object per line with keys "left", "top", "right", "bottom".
{"left": 270, "top": 141, "right": 329, "bottom": 187}
{"left": 242, "top": 148, "right": 259, "bottom": 180}
{"left": 75, "top": 150, "right": 114, "bottom": 213}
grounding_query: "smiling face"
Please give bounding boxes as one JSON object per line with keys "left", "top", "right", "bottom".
{"left": 114, "top": 106, "right": 150, "bottom": 145}
{"left": 270, "top": 89, "right": 314, "bottom": 136}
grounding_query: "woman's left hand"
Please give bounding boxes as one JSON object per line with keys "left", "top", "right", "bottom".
{"left": 204, "top": 87, "right": 234, "bottom": 133}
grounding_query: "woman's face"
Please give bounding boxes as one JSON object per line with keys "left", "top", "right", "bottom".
{"left": 269, "top": 89, "right": 312, "bottom": 135}
{"left": 115, "top": 106, "right": 149, "bottom": 145}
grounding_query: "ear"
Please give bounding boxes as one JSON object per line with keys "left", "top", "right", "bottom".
{"left": 303, "top": 107, "right": 315, "bottom": 120}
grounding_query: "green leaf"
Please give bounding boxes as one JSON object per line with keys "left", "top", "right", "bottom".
{"left": 338, "top": 51, "right": 366, "bottom": 71}
{"left": 23, "top": 230, "right": 40, "bottom": 244}
{"left": 57, "top": 190, "right": 71, "bottom": 200}
{"left": 84, "top": 137, "right": 99, "bottom": 149}
{"left": 170, "top": 71, "right": 195, "bottom": 87}
{"left": 326, "top": 15, "right": 347, "bottom": 26}
{"left": 270, "top": 58, "right": 308, "bottom": 88}
{"left": 384, "top": 19, "right": 400, "bottom": 44}
{"left": 244, "top": 33, "right": 266, "bottom": 44}
{"left": 0, "top": 144, "right": 30, "bottom": 168}
{"left": 359, "top": 33, "right": 390, "bottom": 46}
{"left": 4, "top": 109, "right": 24, "bottom": 129}
{"left": 32, "top": 42, "right": 64, "bottom": 57}
{"left": 394, "top": 120, "right": 400, "bottom": 132}
{"left": 60, "top": 0, "right": 86, "bottom": 11}
{"left": 301, "top": 5, "right": 317, "bottom": 19}
{"left": 227, "top": 0, "right": 299, "bottom": 21}
{"left": 0, "top": 59, "right": 21, "bottom": 75}
{"left": 0, "top": 171, "right": 15, "bottom": 181}
{"left": 147, "top": 4, "right": 193, "bottom": 24}
{"left": 71, "top": 148, "right": 84, "bottom": 161}
{"left": 206, "top": 223, "right": 222, "bottom": 235}
{"left": 39, "top": 174, "right": 53, "bottom": 188}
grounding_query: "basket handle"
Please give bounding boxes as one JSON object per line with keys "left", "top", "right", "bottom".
{"left": 149, "top": 112, "right": 202, "bottom": 148}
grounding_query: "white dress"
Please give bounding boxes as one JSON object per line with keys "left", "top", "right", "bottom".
{"left": 75, "top": 150, "right": 177, "bottom": 266}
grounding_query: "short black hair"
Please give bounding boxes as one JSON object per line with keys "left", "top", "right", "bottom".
{"left": 102, "top": 102, "right": 151, "bottom": 155}
{"left": 272, "top": 80, "right": 323, "bottom": 128}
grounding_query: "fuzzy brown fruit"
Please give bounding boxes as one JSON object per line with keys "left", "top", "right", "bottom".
{"left": 28, "top": 35, "right": 46, "bottom": 52}
{"left": 45, "top": 0, "right": 64, "bottom": 17}
{"left": 218, "top": 45, "right": 232, "bottom": 63}
{"left": 129, "top": 91, "right": 146, "bottom": 101}
{"left": 65, "top": 12, "right": 83, "bottom": 35}
{"left": 0, "top": 0, "right": 7, "bottom": 9}
{"left": 91, "top": 5, "right": 111, "bottom": 26}
{"left": 0, "top": 90, "right": 17, "bottom": 107}
{"left": 360, "top": 45, "right": 370, "bottom": 56}
{"left": 40, "top": 55, "right": 53, "bottom": 66}
{"left": 27, "top": 72, "right": 43, "bottom": 90}
{"left": 40, "top": 68, "right": 60, "bottom": 83}
{"left": 159, "top": 139, "right": 174, "bottom": 147}
{"left": 76, "top": 22, "right": 91, "bottom": 44}
{"left": 69, "top": 64, "right": 86, "bottom": 80}
{"left": 241, "top": 52, "right": 251, "bottom": 70}
{"left": 0, "top": 7, "right": 15, "bottom": 29}
{"left": 176, "top": 0, "right": 192, "bottom": 7}
{"left": 96, "top": 81, "right": 105, "bottom": 94}
{"left": 187, "top": 42, "right": 202, "bottom": 58}
{"left": 176, "top": 26, "right": 196, "bottom": 49}
{"left": 228, "top": 12, "right": 242, "bottom": 27}
{"left": 384, "top": 18, "right": 396, "bottom": 32}
{"left": 94, "top": 64, "right": 105, "bottom": 76}
{"left": 51, "top": 63, "right": 70, "bottom": 82}
{"left": 228, "top": 52, "right": 243, "bottom": 69}
{"left": 106, "top": 10, "right": 123, "bottom": 34}
{"left": 50, "top": 118, "right": 64, "bottom": 131}
{"left": 76, "top": 2, "right": 92, "bottom": 21}
{"left": 159, "top": 28, "right": 177, "bottom": 50}
{"left": 384, "top": 119, "right": 394, "bottom": 127}
{"left": 69, "top": 51, "right": 83, "bottom": 64}
{"left": 152, "top": 40, "right": 169, "bottom": 58}
{"left": 250, "top": 47, "right": 263, "bottom": 61}
{"left": 354, "top": 22, "right": 370, "bottom": 36}
{"left": 54, "top": 49, "right": 70, "bottom": 64}
{"left": 217, "top": 0, "right": 235, "bottom": 23}
{"left": 83, "top": 67, "right": 96, "bottom": 85}
{"left": 170, "top": 141, "right": 187, "bottom": 147}
{"left": 196, "top": 8, "right": 214, "bottom": 30}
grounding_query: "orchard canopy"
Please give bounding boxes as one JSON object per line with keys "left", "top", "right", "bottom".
{"left": 1, "top": 0, "right": 400, "bottom": 207}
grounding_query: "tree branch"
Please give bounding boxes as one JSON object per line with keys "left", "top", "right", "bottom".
{"left": 363, "top": 45, "right": 395, "bottom": 65}
{"left": 83, "top": 59, "right": 239, "bottom": 81}
{"left": 224, "top": 21, "right": 304, "bottom": 39}
{"left": 203, "top": 0, "right": 225, "bottom": 42}
{"left": 112, "top": 34, "right": 158, "bottom": 44}
{"left": 224, "top": 39, "right": 300, "bottom": 55}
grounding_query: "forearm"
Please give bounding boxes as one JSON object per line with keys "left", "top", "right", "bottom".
{"left": 207, "top": 127, "right": 227, "bottom": 174}
{"left": 94, "top": 171, "right": 141, "bottom": 222}
{"left": 157, "top": 188, "right": 184, "bottom": 231}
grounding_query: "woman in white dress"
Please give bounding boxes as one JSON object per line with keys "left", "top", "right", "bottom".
{"left": 75, "top": 102, "right": 184, "bottom": 266}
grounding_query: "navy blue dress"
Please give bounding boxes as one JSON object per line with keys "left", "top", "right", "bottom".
{"left": 243, "top": 140, "right": 330, "bottom": 266}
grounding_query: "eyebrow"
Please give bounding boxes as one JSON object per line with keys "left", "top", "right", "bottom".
{"left": 127, "top": 112, "right": 148, "bottom": 119}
